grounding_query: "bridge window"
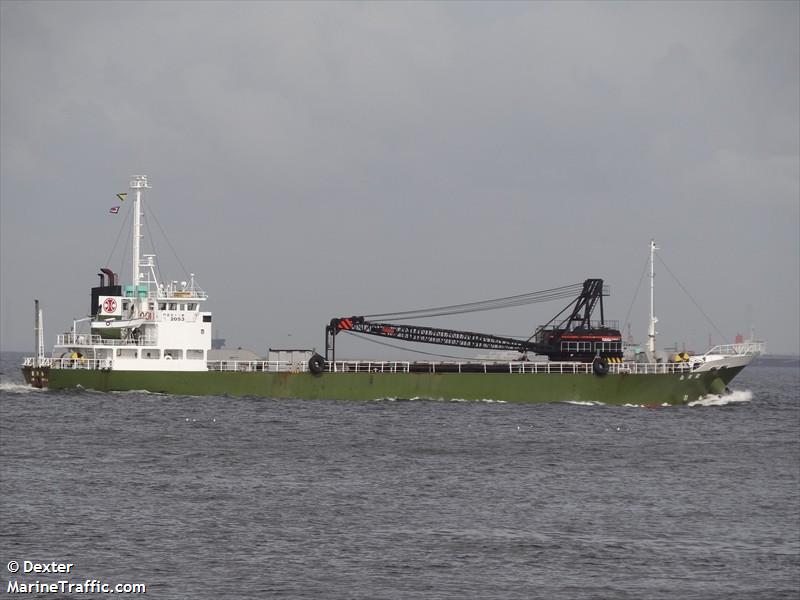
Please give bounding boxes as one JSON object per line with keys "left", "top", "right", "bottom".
{"left": 560, "top": 341, "right": 593, "bottom": 353}
{"left": 594, "top": 341, "right": 622, "bottom": 352}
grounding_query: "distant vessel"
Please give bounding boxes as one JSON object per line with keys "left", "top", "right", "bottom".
{"left": 22, "top": 177, "right": 763, "bottom": 404}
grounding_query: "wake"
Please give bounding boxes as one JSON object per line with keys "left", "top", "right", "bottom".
{"left": 688, "top": 389, "right": 753, "bottom": 407}
{"left": 0, "top": 381, "right": 41, "bottom": 394}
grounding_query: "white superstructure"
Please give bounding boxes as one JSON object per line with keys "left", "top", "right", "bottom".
{"left": 48, "top": 176, "right": 212, "bottom": 372}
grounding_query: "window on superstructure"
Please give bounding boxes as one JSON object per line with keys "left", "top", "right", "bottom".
{"left": 561, "top": 341, "right": 593, "bottom": 353}
{"left": 159, "top": 303, "right": 166, "bottom": 310}
{"left": 169, "top": 303, "right": 177, "bottom": 310}
{"left": 594, "top": 341, "right": 622, "bottom": 353}
{"left": 187, "top": 303, "right": 196, "bottom": 311}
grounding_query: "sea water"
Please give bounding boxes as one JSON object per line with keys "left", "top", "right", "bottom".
{"left": 1, "top": 352, "right": 798, "bottom": 599}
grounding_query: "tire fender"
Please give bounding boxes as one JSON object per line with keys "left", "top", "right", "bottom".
{"left": 308, "top": 354, "right": 325, "bottom": 375}
{"left": 592, "top": 357, "right": 609, "bottom": 377}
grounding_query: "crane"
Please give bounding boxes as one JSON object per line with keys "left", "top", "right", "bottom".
{"left": 325, "top": 279, "right": 623, "bottom": 363}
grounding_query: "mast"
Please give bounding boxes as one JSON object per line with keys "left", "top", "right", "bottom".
{"left": 647, "top": 239, "right": 658, "bottom": 357}
{"left": 34, "top": 299, "right": 44, "bottom": 367}
{"left": 130, "top": 175, "right": 149, "bottom": 289}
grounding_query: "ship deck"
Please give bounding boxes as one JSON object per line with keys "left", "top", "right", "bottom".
{"left": 24, "top": 356, "right": 701, "bottom": 376}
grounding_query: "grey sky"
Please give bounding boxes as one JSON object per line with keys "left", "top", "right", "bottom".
{"left": 1, "top": 1, "right": 798, "bottom": 357}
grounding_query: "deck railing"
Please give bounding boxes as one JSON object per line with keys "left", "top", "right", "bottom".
{"left": 610, "top": 362, "right": 694, "bottom": 375}
{"left": 56, "top": 333, "right": 158, "bottom": 347}
{"left": 703, "top": 342, "right": 765, "bottom": 357}
{"left": 324, "top": 360, "right": 696, "bottom": 375}
{"left": 206, "top": 360, "right": 309, "bottom": 373}
{"left": 22, "top": 357, "right": 111, "bottom": 370}
{"left": 23, "top": 356, "right": 699, "bottom": 375}
{"left": 328, "top": 361, "right": 412, "bottom": 373}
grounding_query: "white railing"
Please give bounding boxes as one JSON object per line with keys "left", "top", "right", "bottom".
{"left": 21, "top": 356, "right": 702, "bottom": 376}
{"left": 56, "top": 333, "right": 158, "bottom": 347}
{"left": 703, "top": 342, "right": 765, "bottom": 357}
{"left": 328, "top": 361, "right": 412, "bottom": 373}
{"left": 160, "top": 290, "right": 208, "bottom": 300}
{"left": 324, "top": 360, "right": 696, "bottom": 375}
{"left": 610, "top": 362, "right": 694, "bottom": 375}
{"left": 206, "top": 360, "right": 309, "bottom": 373}
{"left": 22, "top": 357, "right": 112, "bottom": 370}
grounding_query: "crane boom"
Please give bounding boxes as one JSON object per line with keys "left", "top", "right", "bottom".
{"left": 328, "top": 317, "right": 544, "bottom": 354}
{"left": 325, "top": 278, "right": 623, "bottom": 363}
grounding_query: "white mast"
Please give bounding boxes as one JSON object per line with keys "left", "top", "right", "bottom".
{"left": 34, "top": 299, "right": 44, "bottom": 367}
{"left": 130, "top": 175, "right": 150, "bottom": 289}
{"left": 647, "top": 239, "right": 659, "bottom": 357}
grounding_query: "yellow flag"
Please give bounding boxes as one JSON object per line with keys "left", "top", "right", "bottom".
{"left": 116, "top": 193, "right": 127, "bottom": 202}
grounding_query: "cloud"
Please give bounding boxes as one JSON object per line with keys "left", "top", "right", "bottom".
{"left": 2, "top": 1, "right": 798, "bottom": 354}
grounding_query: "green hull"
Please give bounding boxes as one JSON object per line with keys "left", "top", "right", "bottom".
{"left": 24, "top": 366, "right": 744, "bottom": 405}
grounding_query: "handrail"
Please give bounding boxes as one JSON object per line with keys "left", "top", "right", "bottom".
{"left": 609, "top": 361, "right": 693, "bottom": 375}
{"left": 21, "top": 356, "right": 705, "bottom": 375}
{"left": 328, "top": 361, "right": 411, "bottom": 373}
{"left": 161, "top": 290, "right": 208, "bottom": 300}
{"left": 703, "top": 342, "right": 765, "bottom": 357}
{"left": 206, "top": 360, "right": 309, "bottom": 373}
{"left": 56, "top": 333, "right": 158, "bottom": 347}
{"left": 22, "top": 357, "right": 112, "bottom": 370}
{"left": 324, "top": 360, "right": 696, "bottom": 375}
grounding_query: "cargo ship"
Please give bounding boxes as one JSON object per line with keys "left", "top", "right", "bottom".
{"left": 22, "top": 176, "right": 763, "bottom": 404}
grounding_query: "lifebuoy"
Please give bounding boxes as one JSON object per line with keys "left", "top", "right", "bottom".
{"left": 592, "top": 357, "right": 609, "bottom": 377}
{"left": 308, "top": 354, "right": 325, "bottom": 375}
